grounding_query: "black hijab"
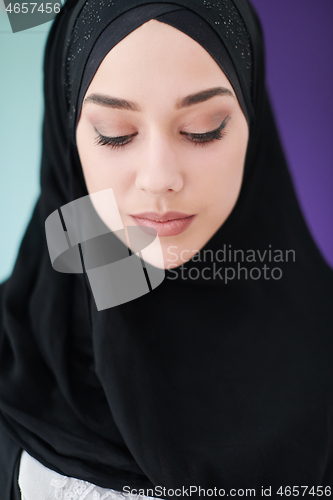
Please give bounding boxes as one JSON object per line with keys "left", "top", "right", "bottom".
{"left": 1, "top": 0, "right": 333, "bottom": 498}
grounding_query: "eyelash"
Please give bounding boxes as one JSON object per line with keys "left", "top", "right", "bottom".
{"left": 94, "top": 116, "right": 229, "bottom": 150}
{"left": 180, "top": 116, "right": 229, "bottom": 146}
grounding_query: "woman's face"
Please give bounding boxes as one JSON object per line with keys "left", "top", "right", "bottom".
{"left": 76, "top": 20, "right": 249, "bottom": 269}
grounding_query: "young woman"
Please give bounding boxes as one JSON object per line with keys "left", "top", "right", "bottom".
{"left": 1, "top": 0, "right": 332, "bottom": 498}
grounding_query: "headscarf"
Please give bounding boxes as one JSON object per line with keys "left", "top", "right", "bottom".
{"left": 1, "top": 0, "right": 333, "bottom": 498}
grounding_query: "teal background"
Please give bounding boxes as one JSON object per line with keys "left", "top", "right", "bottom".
{"left": 0, "top": 1, "right": 51, "bottom": 282}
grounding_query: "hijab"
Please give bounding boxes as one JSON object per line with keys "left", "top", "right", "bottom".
{"left": 1, "top": 0, "right": 333, "bottom": 498}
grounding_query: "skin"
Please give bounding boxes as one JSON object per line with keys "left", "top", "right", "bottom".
{"left": 76, "top": 19, "right": 249, "bottom": 269}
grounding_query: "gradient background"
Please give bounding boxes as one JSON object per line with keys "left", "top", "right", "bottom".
{"left": 0, "top": 0, "right": 332, "bottom": 282}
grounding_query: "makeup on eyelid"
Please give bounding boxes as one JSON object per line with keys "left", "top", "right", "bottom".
{"left": 84, "top": 98, "right": 233, "bottom": 136}
{"left": 93, "top": 115, "right": 230, "bottom": 149}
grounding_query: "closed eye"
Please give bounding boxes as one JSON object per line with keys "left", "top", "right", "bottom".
{"left": 94, "top": 128, "right": 138, "bottom": 148}
{"left": 94, "top": 115, "right": 230, "bottom": 150}
{"left": 180, "top": 115, "right": 230, "bottom": 146}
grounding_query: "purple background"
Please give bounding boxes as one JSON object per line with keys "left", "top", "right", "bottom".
{"left": 250, "top": 0, "right": 333, "bottom": 268}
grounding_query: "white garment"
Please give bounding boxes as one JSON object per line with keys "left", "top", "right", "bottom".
{"left": 18, "top": 451, "right": 159, "bottom": 500}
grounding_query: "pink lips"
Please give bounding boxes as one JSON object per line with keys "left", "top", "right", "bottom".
{"left": 129, "top": 211, "right": 196, "bottom": 237}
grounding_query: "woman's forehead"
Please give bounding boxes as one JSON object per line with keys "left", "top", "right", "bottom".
{"left": 85, "top": 21, "right": 235, "bottom": 104}
{"left": 70, "top": 2, "right": 252, "bottom": 132}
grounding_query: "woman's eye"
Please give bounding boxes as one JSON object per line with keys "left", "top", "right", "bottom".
{"left": 94, "top": 129, "right": 138, "bottom": 149}
{"left": 180, "top": 115, "right": 230, "bottom": 146}
{"left": 94, "top": 115, "right": 230, "bottom": 150}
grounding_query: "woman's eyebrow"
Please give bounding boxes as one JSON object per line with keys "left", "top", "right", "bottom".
{"left": 83, "top": 94, "right": 141, "bottom": 111}
{"left": 175, "top": 87, "right": 235, "bottom": 109}
{"left": 83, "top": 86, "right": 234, "bottom": 111}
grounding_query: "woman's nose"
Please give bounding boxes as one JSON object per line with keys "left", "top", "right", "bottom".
{"left": 135, "top": 131, "right": 184, "bottom": 196}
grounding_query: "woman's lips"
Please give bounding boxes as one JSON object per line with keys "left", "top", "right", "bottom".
{"left": 129, "top": 211, "right": 196, "bottom": 237}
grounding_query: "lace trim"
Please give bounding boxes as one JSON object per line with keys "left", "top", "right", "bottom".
{"left": 19, "top": 450, "right": 157, "bottom": 500}
{"left": 51, "top": 476, "right": 127, "bottom": 500}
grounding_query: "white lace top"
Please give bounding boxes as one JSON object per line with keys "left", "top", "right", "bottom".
{"left": 18, "top": 451, "right": 160, "bottom": 500}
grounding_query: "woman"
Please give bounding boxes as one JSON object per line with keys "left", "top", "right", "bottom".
{"left": 1, "top": 0, "right": 333, "bottom": 498}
